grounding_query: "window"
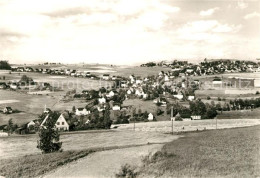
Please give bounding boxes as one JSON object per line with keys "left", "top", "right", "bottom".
{"left": 62, "top": 122, "right": 64, "bottom": 125}
{"left": 57, "top": 122, "right": 60, "bottom": 125}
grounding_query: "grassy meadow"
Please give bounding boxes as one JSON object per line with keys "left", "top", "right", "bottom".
{"left": 138, "top": 125, "right": 260, "bottom": 177}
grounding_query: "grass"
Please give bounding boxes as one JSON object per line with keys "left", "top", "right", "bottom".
{"left": 0, "top": 149, "right": 95, "bottom": 178}
{"left": 0, "top": 143, "right": 166, "bottom": 178}
{"left": 217, "top": 108, "right": 260, "bottom": 119}
{"left": 138, "top": 125, "right": 260, "bottom": 177}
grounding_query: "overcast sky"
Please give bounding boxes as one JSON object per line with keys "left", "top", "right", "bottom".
{"left": 0, "top": 0, "right": 259, "bottom": 65}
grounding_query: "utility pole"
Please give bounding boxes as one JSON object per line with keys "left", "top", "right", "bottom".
{"left": 134, "top": 116, "right": 135, "bottom": 131}
{"left": 216, "top": 116, "right": 218, "bottom": 130}
{"left": 171, "top": 107, "right": 173, "bottom": 135}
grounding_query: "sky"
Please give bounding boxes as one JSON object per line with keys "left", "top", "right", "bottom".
{"left": 0, "top": 0, "right": 259, "bottom": 65}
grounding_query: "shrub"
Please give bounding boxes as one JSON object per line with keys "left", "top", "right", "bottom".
{"left": 175, "top": 116, "right": 183, "bottom": 121}
{"left": 256, "top": 91, "right": 260, "bottom": 95}
{"left": 115, "top": 164, "right": 137, "bottom": 178}
{"left": 207, "top": 96, "right": 211, "bottom": 100}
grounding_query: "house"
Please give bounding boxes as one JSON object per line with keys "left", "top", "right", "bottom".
{"left": 254, "top": 79, "right": 260, "bottom": 88}
{"left": 10, "top": 83, "right": 18, "bottom": 90}
{"left": 164, "top": 75, "right": 169, "bottom": 81}
{"left": 112, "top": 105, "right": 121, "bottom": 111}
{"left": 3, "top": 107, "right": 12, "bottom": 114}
{"left": 44, "top": 107, "right": 51, "bottom": 113}
{"left": 102, "top": 74, "right": 110, "bottom": 80}
{"left": 98, "top": 97, "right": 106, "bottom": 104}
{"left": 173, "top": 94, "right": 184, "bottom": 100}
{"left": 107, "top": 90, "right": 118, "bottom": 98}
{"left": 186, "top": 68, "right": 194, "bottom": 73}
{"left": 97, "top": 105, "right": 105, "bottom": 112}
{"left": 76, "top": 108, "right": 90, "bottom": 116}
{"left": 127, "top": 89, "right": 132, "bottom": 95}
{"left": 0, "top": 82, "right": 7, "bottom": 89}
{"left": 148, "top": 113, "right": 154, "bottom": 121}
{"left": 120, "top": 81, "right": 127, "bottom": 88}
{"left": 27, "top": 120, "right": 35, "bottom": 128}
{"left": 212, "top": 78, "right": 222, "bottom": 85}
{"left": 41, "top": 114, "right": 69, "bottom": 131}
{"left": 191, "top": 115, "right": 201, "bottom": 120}
{"left": 188, "top": 96, "right": 195, "bottom": 101}
{"left": 182, "top": 118, "right": 192, "bottom": 121}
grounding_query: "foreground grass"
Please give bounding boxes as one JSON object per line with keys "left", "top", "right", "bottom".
{"left": 138, "top": 126, "right": 260, "bottom": 177}
{"left": 0, "top": 143, "right": 159, "bottom": 178}
{"left": 0, "top": 149, "right": 95, "bottom": 178}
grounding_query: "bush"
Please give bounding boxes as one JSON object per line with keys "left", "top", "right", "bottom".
{"left": 207, "top": 96, "right": 211, "bottom": 100}
{"left": 175, "top": 116, "right": 183, "bottom": 121}
{"left": 115, "top": 164, "right": 137, "bottom": 178}
{"left": 256, "top": 91, "right": 260, "bottom": 95}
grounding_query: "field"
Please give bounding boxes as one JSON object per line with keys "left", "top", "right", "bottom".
{"left": 1, "top": 119, "right": 260, "bottom": 177}
{"left": 138, "top": 125, "right": 260, "bottom": 177}
{"left": 0, "top": 90, "right": 93, "bottom": 125}
{"left": 0, "top": 129, "right": 176, "bottom": 159}
{"left": 216, "top": 108, "right": 260, "bottom": 119}
{"left": 1, "top": 119, "right": 259, "bottom": 159}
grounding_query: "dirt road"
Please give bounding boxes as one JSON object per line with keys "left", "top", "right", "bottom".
{"left": 43, "top": 143, "right": 172, "bottom": 178}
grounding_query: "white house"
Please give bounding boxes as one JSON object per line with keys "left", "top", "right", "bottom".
{"left": 107, "top": 91, "right": 116, "bottom": 98}
{"left": 212, "top": 78, "right": 223, "bottom": 85}
{"left": 148, "top": 113, "right": 154, "bottom": 121}
{"left": 27, "top": 120, "right": 35, "bottom": 128}
{"left": 76, "top": 108, "right": 90, "bottom": 116}
{"left": 173, "top": 94, "right": 184, "bottom": 100}
{"left": 112, "top": 105, "right": 121, "bottom": 111}
{"left": 10, "top": 83, "right": 18, "bottom": 90}
{"left": 98, "top": 97, "right": 106, "bottom": 104}
{"left": 182, "top": 118, "right": 192, "bottom": 121}
{"left": 102, "top": 74, "right": 110, "bottom": 80}
{"left": 188, "top": 96, "right": 195, "bottom": 101}
{"left": 254, "top": 79, "right": 260, "bottom": 88}
{"left": 191, "top": 115, "right": 201, "bottom": 120}
{"left": 3, "top": 107, "right": 12, "bottom": 114}
{"left": 164, "top": 75, "right": 169, "bottom": 81}
{"left": 127, "top": 89, "right": 132, "bottom": 95}
{"left": 41, "top": 114, "right": 69, "bottom": 131}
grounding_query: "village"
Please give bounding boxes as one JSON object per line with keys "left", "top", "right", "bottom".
{"left": 0, "top": 59, "right": 260, "bottom": 136}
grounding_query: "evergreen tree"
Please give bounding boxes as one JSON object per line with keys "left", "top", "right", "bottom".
{"left": 37, "top": 112, "right": 62, "bottom": 154}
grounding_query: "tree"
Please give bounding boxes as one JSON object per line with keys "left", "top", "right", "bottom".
{"left": 103, "top": 104, "right": 112, "bottom": 129}
{"left": 37, "top": 112, "right": 62, "bottom": 154}
{"left": 72, "top": 106, "right": 76, "bottom": 113}
{"left": 7, "top": 118, "right": 14, "bottom": 134}
{"left": 0, "top": 60, "right": 11, "bottom": 70}
{"left": 19, "top": 75, "right": 33, "bottom": 84}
